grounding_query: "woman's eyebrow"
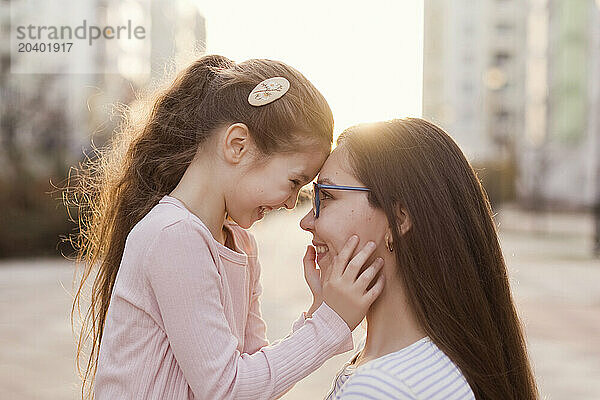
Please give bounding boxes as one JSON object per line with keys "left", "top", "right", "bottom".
{"left": 317, "top": 177, "right": 336, "bottom": 185}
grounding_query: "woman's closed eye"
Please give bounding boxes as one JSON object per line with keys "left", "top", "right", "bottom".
{"left": 320, "top": 190, "right": 333, "bottom": 201}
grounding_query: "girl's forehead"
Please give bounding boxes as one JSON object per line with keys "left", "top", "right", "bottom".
{"left": 281, "top": 149, "right": 328, "bottom": 181}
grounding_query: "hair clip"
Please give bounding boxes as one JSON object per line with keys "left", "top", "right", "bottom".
{"left": 248, "top": 77, "right": 290, "bottom": 106}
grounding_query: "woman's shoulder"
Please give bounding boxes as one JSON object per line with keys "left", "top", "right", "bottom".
{"left": 345, "top": 337, "right": 474, "bottom": 400}
{"left": 335, "top": 367, "right": 418, "bottom": 399}
{"left": 358, "top": 337, "right": 433, "bottom": 375}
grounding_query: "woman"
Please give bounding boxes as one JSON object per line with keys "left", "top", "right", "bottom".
{"left": 300, "top": 118, "right": 538, "bottom": 399}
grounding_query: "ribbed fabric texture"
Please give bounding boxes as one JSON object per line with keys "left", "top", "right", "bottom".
{"left": 95, "top": 195, "right": 353, "bottom": 400}
{"left": 325, "top": 337, "right": 475, "bottom": 399}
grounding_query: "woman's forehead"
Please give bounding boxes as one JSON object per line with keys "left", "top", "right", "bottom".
{"left": 318, "top": 147, "right": 343, "bottom": 175}
{"left": 317, "top": 146, "right": 358, "bottom": 185}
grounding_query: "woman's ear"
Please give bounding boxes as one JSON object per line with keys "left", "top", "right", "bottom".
{"left": 223, "top": 123, "right": 250, "bottom": 164}
{"left": 384, "top": 206, "right": 411, "bottom": 252}
{"left": 397, "top": 205, "right": 412, "bottom": 235}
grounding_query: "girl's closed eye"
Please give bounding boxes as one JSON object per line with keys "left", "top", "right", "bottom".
{"left": 290, "top": 179, "right": 301, "bottom": 189}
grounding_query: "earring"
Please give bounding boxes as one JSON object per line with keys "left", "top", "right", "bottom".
{"left": 385, "top": 234, "right": 394, "bottom": 252}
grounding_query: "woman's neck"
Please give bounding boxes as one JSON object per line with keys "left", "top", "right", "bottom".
{"left": 355, "top": 274, "right": 427, "bottom": 367}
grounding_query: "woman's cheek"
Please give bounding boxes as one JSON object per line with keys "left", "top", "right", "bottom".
{"left": 317, "top": 222, "right": 338, "bottom": 254}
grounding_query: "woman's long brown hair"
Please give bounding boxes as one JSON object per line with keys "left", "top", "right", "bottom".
{"left": 338, "top": 118, "right": 538, "bottom": 399}
{"left": 65, "top": 54, "right": 333, "bottom": 399}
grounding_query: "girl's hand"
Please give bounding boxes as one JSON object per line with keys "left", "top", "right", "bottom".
{"left": 321, "top": 235, "right": 385, "bottom": 331}
{"left": 303, "top": 245, "right": 323, "bottom": 317}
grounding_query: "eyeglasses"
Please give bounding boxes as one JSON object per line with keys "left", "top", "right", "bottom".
{"left": 312, "top": 182, "right": 371, "bottom": 218}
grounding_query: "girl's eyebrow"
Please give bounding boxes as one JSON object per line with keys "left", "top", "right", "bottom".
{"left": 299, "top": 174, "right": 311, "bottom": 183}
{"left": 292, "top": 173, "right": 311, "bottom": 183}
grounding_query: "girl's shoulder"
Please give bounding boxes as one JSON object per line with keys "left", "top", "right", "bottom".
{"left": 132, "top": 195, "right": 259, "bottom": 258}
{"left": 125, "top": 195, "right": 259, "bottom": 264}
{"left": 127, "top": 195, "right": 213, "bottom": 250}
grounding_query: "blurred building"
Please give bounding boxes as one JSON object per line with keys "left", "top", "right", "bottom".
{"left": 88, "top": 0, "right": 207, "bottom": 152}
{"left": 0, "top": 0, "right": 206, "bottom": 177}
{"left": 2, "top": 0, "right": 104, "bottom": 179}
{"left": 0, "top": 2, "right": 12, "bottom": 179}
{"left": 0, "top": 0, "right": 206, "bottom": 257}
{"left": 423, "top": 0, "right": 527, "bottom": 204}
{"left": 423, "top": 0, "right": 600, "bottom": 210}
{"left": 423, "top": 0, "right": 526, "bottom": 164}
{"left": 149, "top": 0, "right": 207, "bottom": 81}
{"left": 520, "top": 0, "right": 599, "bottom": 209}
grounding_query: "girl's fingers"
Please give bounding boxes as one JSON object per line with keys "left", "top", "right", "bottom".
{"left": 331, "top": 235, "right": 359, "bottom": 278}
{"left": 343, "top": 241, "right": 377, "bottom": 282}
{"left": 354, "top": 257, "right": 384, "bottom": 290}
{"left": 303, "top": 246, "right": 319, "bottom": 284}
{"left": 303, "top": 245, "right": 316, "bottom": 272}
{"left": 304, "top": 245, "right": 323, "bottom": 297}
{"left": 364, "top": 273, "right": 385, "bottom": 305}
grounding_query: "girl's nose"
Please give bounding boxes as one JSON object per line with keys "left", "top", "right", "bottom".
{"left": 284, "top": 189, "right": 302, "bottom": 210}
{"left": 299, "top": 209, "right": 315, "bottom": 232}
{"left": 284, "top": 196, "right": 296, "bottom": 210}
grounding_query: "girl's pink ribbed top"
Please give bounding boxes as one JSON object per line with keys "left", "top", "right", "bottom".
{"left": 94, "top": 195, "right": 353, "bottom": 399}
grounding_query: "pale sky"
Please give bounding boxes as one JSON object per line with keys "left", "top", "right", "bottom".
{"left": 194, "top": 0, "right": 424, "bottom": 140}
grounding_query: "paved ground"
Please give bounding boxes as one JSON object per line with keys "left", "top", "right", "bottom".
{"left": 0, "top": 204, "right": 598, "bottom": 399}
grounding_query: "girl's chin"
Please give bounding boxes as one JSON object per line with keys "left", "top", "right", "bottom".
{"left": 239, "top": 209, "right": 263, "bottom": 229}
{"left": 235, "top": 214, "right": 253, "bottom": 229}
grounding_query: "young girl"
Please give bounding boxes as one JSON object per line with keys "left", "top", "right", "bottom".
{"left": 69, "top": 55, "right": 385, "bottom": 399}
{"left": 300, "top": 118, "right": 539, "bottom": 399}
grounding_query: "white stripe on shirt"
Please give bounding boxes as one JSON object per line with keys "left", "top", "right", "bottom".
{"left": 325, "top": 337, "right": 475, "bottom": 400}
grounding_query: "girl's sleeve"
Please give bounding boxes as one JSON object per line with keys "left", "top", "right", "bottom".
{"left": 145, "top": 219, "right": 353, "bottom": 400}
{"left": 243, "top": 235, "right": 311, "bottom": 355}
{"left": 242, "top": 250, "right": 269, "bottom": 353}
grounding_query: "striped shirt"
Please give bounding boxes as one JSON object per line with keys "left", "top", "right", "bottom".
{"left": 325, "top": 336, "right": 475, "bottom": 400}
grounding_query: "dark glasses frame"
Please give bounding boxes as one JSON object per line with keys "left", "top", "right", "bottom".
{"left": 312, "top": 182, "right": 371, "bottom": 218}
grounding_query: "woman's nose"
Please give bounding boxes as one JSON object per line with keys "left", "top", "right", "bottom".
{"left": 299, "top": 209, "right": 315, "bottom": 232}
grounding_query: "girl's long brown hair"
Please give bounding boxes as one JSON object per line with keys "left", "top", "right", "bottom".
{"left": 66, "top": 54, "right": 333, "bottom": 399}
{"left": 337, "top": 118, "right": 538, "bottom": 399}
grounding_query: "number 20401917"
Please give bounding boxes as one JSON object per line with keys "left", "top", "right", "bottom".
{"left": 18, "top": 42, "right": 73, "bottom": 52}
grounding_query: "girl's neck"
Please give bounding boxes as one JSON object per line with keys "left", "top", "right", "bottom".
{"left": 169, "top": 158, "right": 229, "bottom": 245}
{"left": 355, "top": 276, "right": 427, "bottom": 367}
